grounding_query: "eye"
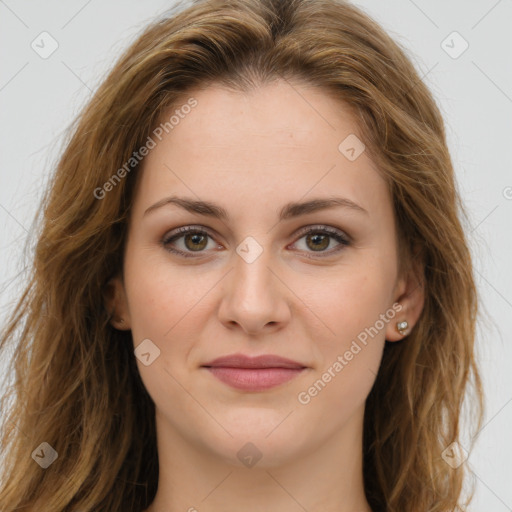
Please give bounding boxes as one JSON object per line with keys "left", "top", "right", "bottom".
{"left": 162, "top": 226, "right": 219, "bottom": 258}
{"left": 161, "top": 224, "right": 350, "bottom": 258}
{"left": 290, "top": 225, "right": 350, "bottom": 258}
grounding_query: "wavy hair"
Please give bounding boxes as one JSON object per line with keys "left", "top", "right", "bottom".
{"left": 0, "top": 0, "right": 484, "bottom": 510}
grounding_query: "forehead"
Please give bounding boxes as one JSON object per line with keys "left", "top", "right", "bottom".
{"left": 132, "top": 80, "right": 389, "bottom": 222}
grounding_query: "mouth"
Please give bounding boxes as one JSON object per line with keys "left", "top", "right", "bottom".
{"left": 201, "top": 354, "right": 308, "bottom": 391}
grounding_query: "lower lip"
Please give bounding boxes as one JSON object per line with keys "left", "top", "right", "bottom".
{"left": 204, "top": 367, "right": 305, "bottom": 391}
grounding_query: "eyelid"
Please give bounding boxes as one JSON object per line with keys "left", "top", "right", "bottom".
{"left": 293, "top": 224, "right": 351, "bottom": 241}
{"left": 161, "top": 225, "right": 221, "bottom": 258}
{"left": 161, "top": 224, "right": 350, "bottom": 258}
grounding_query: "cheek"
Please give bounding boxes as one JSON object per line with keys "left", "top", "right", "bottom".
{"left": 296, "top": 349, "right": 380, "bottom": 436}
{"left": 123, "top": 256, "right": 200, "bottom": 403}
{"left": 307, "top": 257, "right": 394, "bottom": 340}
{"left": 299, "top": 255, "right": 394, "bottom": 396}
{"left": 126, "top": 277, "right": 171, "bottom": 341}
{"left": 295, "top": 270, "right": 391, "bottom": 423}
{"left": 124, "top": 247, "right": 197, "bottom": 338}
{"left": 123, "top": 249, "right": 221, "bottom": 380}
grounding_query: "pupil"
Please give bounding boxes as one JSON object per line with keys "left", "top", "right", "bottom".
{"left": 186, "top": 233, "right": 207, "bottom": 251}
{"left": 308, "top": 233, "right": 328, "bottom": 251}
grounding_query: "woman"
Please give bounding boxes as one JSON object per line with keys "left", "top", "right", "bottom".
{"left": 0, "top": 0, "right": 484, "bottom": 510}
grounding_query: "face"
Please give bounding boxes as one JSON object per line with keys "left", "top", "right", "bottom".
{"left": 106, "top": 79, "right": 423, "bottom": 468}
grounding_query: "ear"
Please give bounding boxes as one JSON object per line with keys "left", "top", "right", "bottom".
{"left": 103, "top": 273, "right": 132, "bottom": 330}
{"left": 385, "top": 254, "right": 425, "bottom": 342}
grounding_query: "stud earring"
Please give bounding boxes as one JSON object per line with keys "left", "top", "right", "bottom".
{"left": 396, "top": 320, "right": 409, "bottom": 336}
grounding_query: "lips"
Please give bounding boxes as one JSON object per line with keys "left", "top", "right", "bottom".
{"left": 201, "top": 354, "right": 307, "bottom": 391}
{"left": 203, "top": 354, "right": 306, "bottom": 369}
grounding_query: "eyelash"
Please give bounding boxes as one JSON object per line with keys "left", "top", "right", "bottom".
{"left": 161, "top": 225, "right": 351, "bottom": 259}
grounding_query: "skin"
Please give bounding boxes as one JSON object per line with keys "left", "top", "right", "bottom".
{"left": 105, "top": 79, "right": 424, "bottom": 512}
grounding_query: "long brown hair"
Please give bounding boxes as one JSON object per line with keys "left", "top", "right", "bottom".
{"left": 0, "top": 0, "right": 484, "bottom": 510}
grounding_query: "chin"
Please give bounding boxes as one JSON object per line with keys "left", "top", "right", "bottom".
{"left": 199, "top": 412, "right": 314, "bottom": 469}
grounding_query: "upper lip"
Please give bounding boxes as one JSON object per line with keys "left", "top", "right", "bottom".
{"left": 202, "top": 353, "right": 306, "bottom": 369}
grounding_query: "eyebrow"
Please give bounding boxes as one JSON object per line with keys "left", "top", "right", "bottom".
{"left": 143, "top": 195, "right": 368, "bottom": 220}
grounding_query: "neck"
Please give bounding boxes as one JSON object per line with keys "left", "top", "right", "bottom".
{"left": 144, "top": 404, "right": 373, "bottom": 512}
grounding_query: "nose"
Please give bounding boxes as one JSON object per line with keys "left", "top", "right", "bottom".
{"left": 217, "top": 244, "right": 291, "bottom": 336}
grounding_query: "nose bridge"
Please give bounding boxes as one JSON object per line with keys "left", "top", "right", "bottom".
{"left": 218, "top": 234, "right": 289, "bottom": 333}
{"left": 232, "top": 235, "right": 276, "bottom": 304}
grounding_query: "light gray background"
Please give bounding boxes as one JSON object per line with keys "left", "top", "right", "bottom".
{"left": 0, "top": 1, "right": 511, "bottom": 510}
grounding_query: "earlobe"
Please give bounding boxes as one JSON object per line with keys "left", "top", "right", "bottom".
{"left": 386, "top": 315, "right": 411, "bottom": 342}
{"left": 103, "top": 275, "right": 132, "bottom": 330}
{"left": 385, "top": 262, "right": 425, "bottom": 342}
